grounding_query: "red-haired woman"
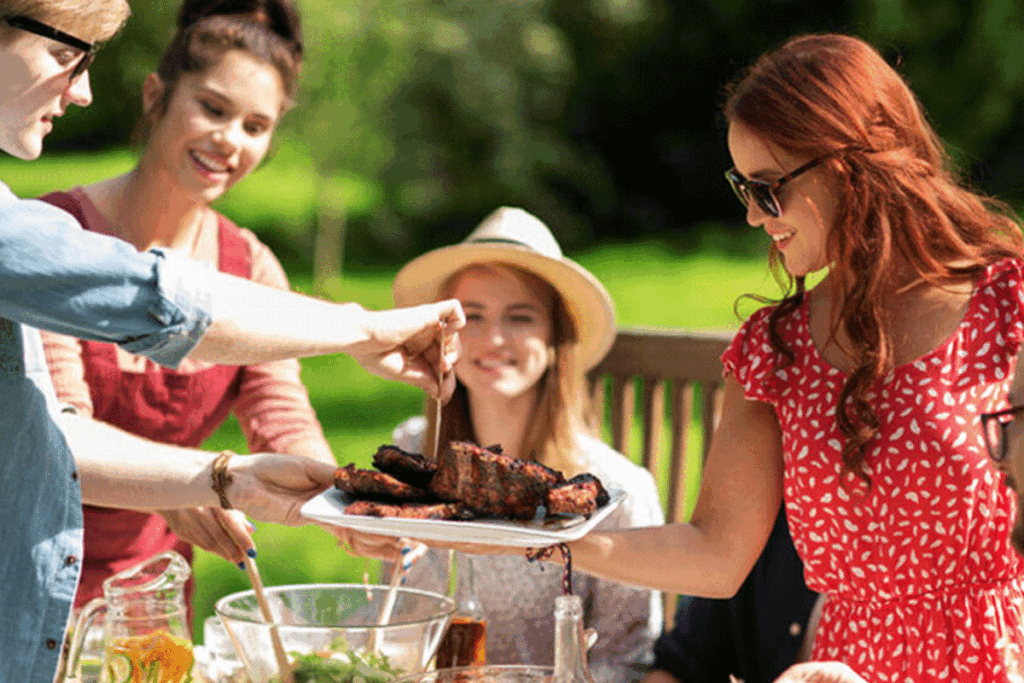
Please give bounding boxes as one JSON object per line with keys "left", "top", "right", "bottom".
{"left": 580, "top": 33, "right": 1024, "bottom": 681}
{"left": 356, "top": 33, "right": 1024, "bottom": 682}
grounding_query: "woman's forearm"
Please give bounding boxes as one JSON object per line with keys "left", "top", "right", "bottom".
{"left": 567, "top": 379, "right": 786, "bottom": 598}
{"left": 57, "top": 412, "right": 335, "bottom": 526}
{"left": 570, "top": 522, "right": 758, "bottom": 599}
{"left": 57, "top": 412, "right": 218, "bottom": 510}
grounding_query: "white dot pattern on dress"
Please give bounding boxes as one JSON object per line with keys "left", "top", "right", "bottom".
{"left": 722, "top": 259, "right": 1024, "bottom": 682}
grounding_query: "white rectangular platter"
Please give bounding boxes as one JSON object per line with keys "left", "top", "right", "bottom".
{"left": 301, "top": 488, "right": 625, "bottom": 548}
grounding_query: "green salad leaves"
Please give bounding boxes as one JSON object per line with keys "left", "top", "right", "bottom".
{"left": 271, "top": 642, "right": 403, "bottom": 683}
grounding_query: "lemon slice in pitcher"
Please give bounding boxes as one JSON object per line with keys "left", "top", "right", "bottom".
{"left": 106, "top": 652, "right": 133, "bottom": 683}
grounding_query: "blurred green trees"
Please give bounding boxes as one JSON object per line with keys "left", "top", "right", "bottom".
{"left": 43, "top": 0, "right": 1024, "bottom": 267}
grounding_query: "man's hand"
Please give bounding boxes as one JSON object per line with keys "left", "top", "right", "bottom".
{"left": 774, "top": 662, "right": 869, "bottom": 683}
{"left": 642, "top": 669, "right": 682, "bottom": 683}
{"left": 349, "top": 300, "right": 464, "bottom": 400}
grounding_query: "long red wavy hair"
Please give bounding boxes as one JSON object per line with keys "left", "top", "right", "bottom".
{"left": 724, "top": 33, "right": 1024, "bottom": 486}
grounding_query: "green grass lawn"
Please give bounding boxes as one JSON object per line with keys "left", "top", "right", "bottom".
{"left": 0, "top": 146, "right": 378, "bottom": 238}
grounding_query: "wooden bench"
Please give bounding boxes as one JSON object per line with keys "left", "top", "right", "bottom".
{"left": 587, "top": 326, "right": 735, "bottom": 627}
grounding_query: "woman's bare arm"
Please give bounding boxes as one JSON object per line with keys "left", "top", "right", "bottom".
{"left": 568, "top": 377, "right": 785, "bottom": 598}
{"left": 57, "top": 411, "right": 332, "bottom": 523}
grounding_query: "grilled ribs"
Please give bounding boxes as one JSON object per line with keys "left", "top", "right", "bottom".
{"left": 333, "top": 464, "right": 428, "bottom": 501}
{"left": 429, "top": 441, "right": 566, "bottom": 519}
{"left": 372, "top": 444, "right": 437, "bottom": 489}
{"left": 339, "top": 441, "right": 609, "bottom": 522}
{"left": 547, "top": 473, "right": 610, "bottom": 516}
{"left": 345, "top": 499, "right": 476, "bottom": 520}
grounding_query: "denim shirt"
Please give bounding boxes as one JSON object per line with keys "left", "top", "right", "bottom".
{"left": 0, "top": 180, "right": 213, "bottom": 683}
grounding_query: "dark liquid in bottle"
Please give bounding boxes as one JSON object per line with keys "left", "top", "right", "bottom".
{"left": 435, "top": 617, "right": 486, "bottom": 668}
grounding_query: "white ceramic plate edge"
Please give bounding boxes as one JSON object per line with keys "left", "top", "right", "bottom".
{"left": 301, "top": 488, "right": 626, "bottom": 548}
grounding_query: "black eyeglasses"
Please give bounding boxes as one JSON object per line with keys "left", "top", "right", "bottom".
{"left": 725, "top": 156, "right": 827, "bottom": 218}
{"left": 5, "top": 15, "right": 96, "bottom": 81}
{"left": 981, "top": 404, "right": 1024, "bottom": 463}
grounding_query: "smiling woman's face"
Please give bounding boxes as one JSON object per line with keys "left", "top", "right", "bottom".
{"left": 726, "top": 120, "right": 839, "bottom": 277}
{"left": 0, "top": 28, "right": 93, "bottom": 159}
{"left": 143, "top": 49, "right": 284, "bottom": 204}
{"left": 447, "top": 265, "right": 554, "bottom": 403}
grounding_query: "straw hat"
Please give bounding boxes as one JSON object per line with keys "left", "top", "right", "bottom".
{"left": 393, "top": 207, "right": 616, "bottom": 369}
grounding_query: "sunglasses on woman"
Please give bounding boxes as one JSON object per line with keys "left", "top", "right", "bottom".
{"left": 4, "top": 15, "right": 96, "bottom": 81}
{"left": 724, "top": 156, "right": 827, "bottom": 218}
{"left": 981, "top": 404, "right": 1024, "bottom": 464}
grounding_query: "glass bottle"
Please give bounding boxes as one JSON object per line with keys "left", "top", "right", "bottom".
{"left": 552, "top": 595, "right": 597, "bottom": 683}
{"left": 435, "top": 551, "right": 487, "bottom": 668}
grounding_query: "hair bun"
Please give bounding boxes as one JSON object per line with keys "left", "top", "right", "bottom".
{"left": 176, "top": 0, "right": 302, "bottom": 57}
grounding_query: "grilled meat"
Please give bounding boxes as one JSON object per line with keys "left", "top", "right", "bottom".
{"left": 546, "top": 473, "right": 610, "bottom": 516}
{"left": 333, "top": 464, "right": 428, "bottom": 501}
{"left": 336, "top": 440, "right": 610, "bottom": 523}
{"left": 345, "top": 499, "right": 476, "bottom": 520}
{"left": 372, "top": 444, "right": 437, "bottom": 489}
{"left": 429, "top": 441, "right": 566, "bottom": 519}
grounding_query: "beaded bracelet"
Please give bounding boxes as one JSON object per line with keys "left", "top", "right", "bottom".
{"left": 210, "top": 450, "right": 236, "bottom": 509}
{"left": 525, "top": 542, "right": 573, "bottom": 596}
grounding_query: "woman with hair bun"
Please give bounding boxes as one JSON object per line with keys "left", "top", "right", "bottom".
{"left": 0, "top": 0, "right": 463, "bottom": 680}
{"left": 38, "top": 0, "right": 332, "bottom": 622}
{"left": 387, "top": 34, "right": 1024, "bottom": 682}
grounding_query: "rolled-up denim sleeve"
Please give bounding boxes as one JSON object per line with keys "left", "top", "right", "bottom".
{"left": 0, "top": 193, "right": 213, "bottom": 368}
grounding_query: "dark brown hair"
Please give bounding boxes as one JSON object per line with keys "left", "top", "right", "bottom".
{"left": 152, "top": 0, "right": 303, "bottom": 118}
{"left": 724, "top": 34, "right": 1024, "bottom": 487}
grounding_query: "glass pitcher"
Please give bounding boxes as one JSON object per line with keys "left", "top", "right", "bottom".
{"left": 64, "top": 550, "right": 196, "bottom": 683}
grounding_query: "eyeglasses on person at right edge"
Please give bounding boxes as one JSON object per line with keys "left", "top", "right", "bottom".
{"left": 3, "top": 15, "right": 96, "bottom": 81}
{"left": 724, "top": 155, "right": 828, "bottom": 219}
{"left": 981, "top": 404, "right": 1024, "bottom": 464}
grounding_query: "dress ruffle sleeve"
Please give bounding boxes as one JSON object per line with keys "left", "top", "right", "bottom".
{"left": 721, "top": 304, "right": 781, "bottom": 404}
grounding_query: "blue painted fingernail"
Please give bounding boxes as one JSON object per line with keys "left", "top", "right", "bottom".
{"left": 238, "top": 561, "right": 246, "bottom": 570}
{"left": 247, "top": 548, "right": 258, "bottom": 559}
{"left": 402, "top": 558, "right": 413, "bottom": 571}
{"left": 401, "top": 545, "right": 412, "bottom": 555}
{"left": 400, "top": 575, "right": 407, "bottom": 586}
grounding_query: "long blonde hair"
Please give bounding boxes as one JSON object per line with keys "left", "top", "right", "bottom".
{"left": 423, "top": 264, "right": 592, "bottom": 476}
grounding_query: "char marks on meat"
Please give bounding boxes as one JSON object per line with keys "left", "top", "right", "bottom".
{"left": 339, "top": 442, "right": 609, "bottom": 522}
{"left": 333, "top": 463, "right": 428, "bottom": 501}
{"left": 372, "top": 444, "right": 437, "bottom": 489}
{"left": 430, "top": 441, "right": 566, "bottom": 519}
{"left": 547, "top": 473, "right": 610, "bottom": 516}
{"left": 345, "top": 499, "right": 476, "bottom": 520}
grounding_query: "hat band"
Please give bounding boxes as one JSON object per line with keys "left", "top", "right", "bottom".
{"left": 469, "top": 237, "right": 535, "bottom": 251}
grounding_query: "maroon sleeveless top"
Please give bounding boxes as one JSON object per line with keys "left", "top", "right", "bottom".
{"left": 41, "top": 191, "right": 252, "bottom": 623}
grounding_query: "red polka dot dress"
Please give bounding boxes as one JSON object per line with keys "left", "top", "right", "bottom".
{"left": 722, "top": 259, "right": 1024, "bottom": 682}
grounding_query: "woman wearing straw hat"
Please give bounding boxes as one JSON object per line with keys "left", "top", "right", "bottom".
{"left": 388, "top": 207, "right": 664, "bottom": 683}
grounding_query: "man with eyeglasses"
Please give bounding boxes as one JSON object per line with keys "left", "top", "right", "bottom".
{"left": 982, "top": 392, "right": 1024, "bottom": 557}
{"left": 0, "top": 6, "right": 463, "bottom": 683}
{"left": 5, "top": 14, "right": 96, "bottom": 79}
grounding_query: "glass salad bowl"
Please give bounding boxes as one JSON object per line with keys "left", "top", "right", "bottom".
{"left": 215, "top": 583, "right": 456, "bottom": 683}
